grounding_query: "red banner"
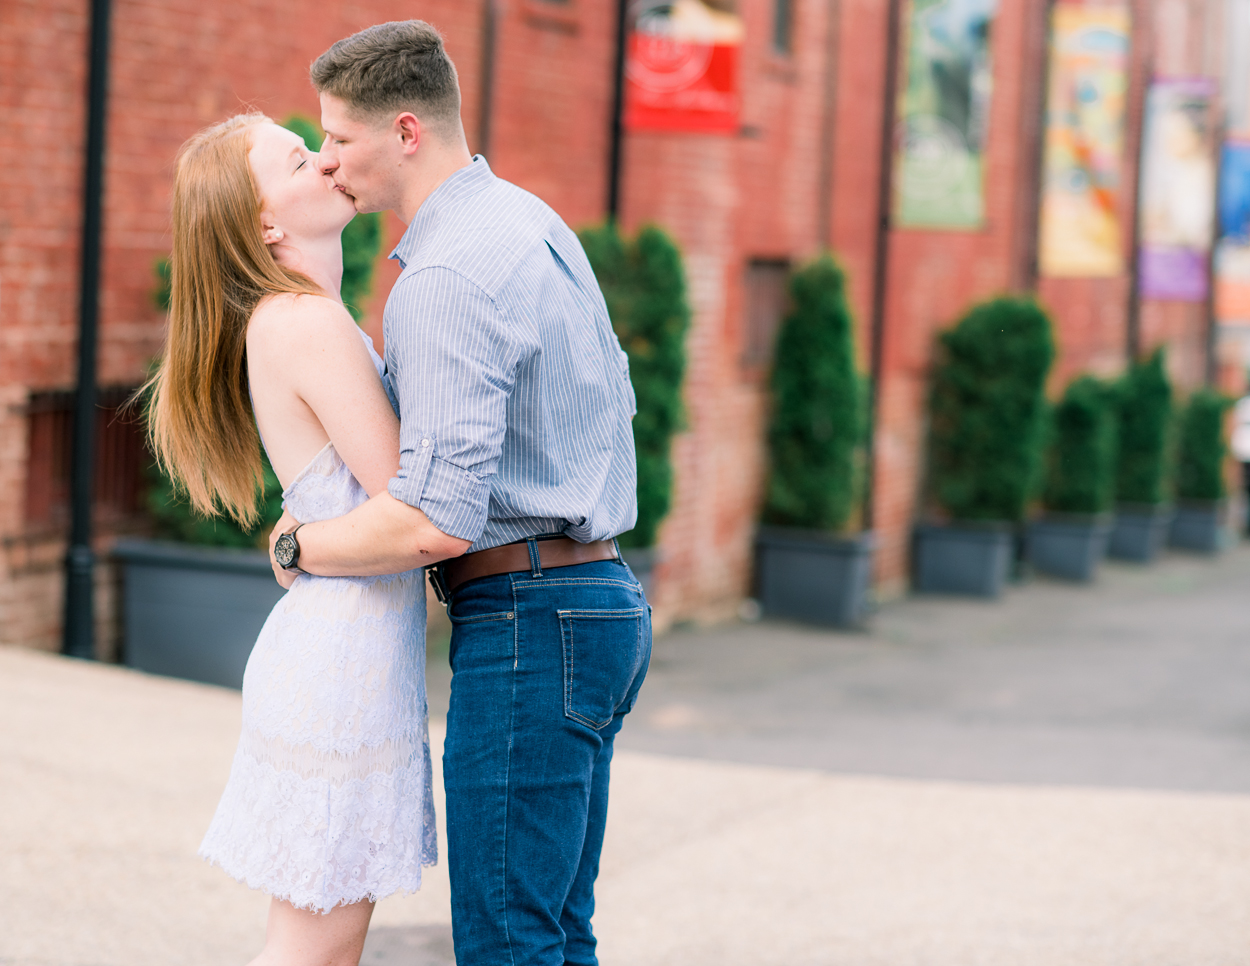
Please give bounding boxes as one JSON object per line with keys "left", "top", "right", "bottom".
{"left": 623, "top": 1, "right": 742, "bottom": 135}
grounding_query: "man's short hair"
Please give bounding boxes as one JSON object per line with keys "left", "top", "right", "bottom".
{"left": 311, "top": 21, "right": 461, "bottom": 138}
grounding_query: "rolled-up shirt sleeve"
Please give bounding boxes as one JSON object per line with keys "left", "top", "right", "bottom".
{"left": 385, "top": 266, "right": 519, "bottom": 543}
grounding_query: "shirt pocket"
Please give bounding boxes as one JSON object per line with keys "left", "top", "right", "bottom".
{"left": 558, "top": 606, "right": 649, "bottom": 730}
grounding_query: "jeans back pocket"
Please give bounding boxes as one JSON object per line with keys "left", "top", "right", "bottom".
{"left": 558, "top": 607, "right": 648, "bottom": 730}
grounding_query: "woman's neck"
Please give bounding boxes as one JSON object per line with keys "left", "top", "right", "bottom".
{"left": 271, "top": 234, "right": 344, "bottom": 303}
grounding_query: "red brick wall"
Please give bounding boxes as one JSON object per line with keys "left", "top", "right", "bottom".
{"left": 617, "top": 0, "right": 839, "bottom": 623}
{"left": 0, "top": 0, "right": 485, "bottom": 649}
{"left": 1, "top": 0, "right": 1225, "bottom": 650}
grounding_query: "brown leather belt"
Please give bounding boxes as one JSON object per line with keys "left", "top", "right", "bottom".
{"left": 440, "top": 537, "right": 619, "bottom": 596}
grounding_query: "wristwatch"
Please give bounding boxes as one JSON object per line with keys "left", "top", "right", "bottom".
{"left": 274, "top": 523, "right": 306, "bottom": 572}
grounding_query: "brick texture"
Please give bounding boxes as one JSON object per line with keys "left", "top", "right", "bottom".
{"left": 1, "top": 0, "right": 1222, "bottom": 648}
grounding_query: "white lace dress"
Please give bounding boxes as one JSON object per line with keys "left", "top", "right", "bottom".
{"left": 199, "top": 344, "right": 436, "bottom": 913}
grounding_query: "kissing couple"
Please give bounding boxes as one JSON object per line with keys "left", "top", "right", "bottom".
{"left": 147, "top": 20, "right": 651, "bottom": 966}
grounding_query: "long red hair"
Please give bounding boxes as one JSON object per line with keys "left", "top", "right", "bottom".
{"left": 144, "top": 114, "right": 322, "bottom": 527}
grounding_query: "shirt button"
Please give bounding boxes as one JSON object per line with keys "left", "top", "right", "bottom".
{"left": 421, "top": 439, "right": 430, "bottom": 448}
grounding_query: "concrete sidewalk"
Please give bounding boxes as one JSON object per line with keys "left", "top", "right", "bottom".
{"left": 7, "top": 550, "right": 1250, "bottom": 964}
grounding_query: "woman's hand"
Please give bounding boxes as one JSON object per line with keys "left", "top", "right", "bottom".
{"left": 269, "top": 509, "right": 302, "bottom": 589}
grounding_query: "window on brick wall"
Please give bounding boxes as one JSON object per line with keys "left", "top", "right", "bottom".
{"left": 773, "top": 0, "right": 794, "bottom": 55}
{"left": 24, "top": 387, "right": 147, "bottom": 530}
{"left": 742, "top": 258, "right": 791, "bottom": 369}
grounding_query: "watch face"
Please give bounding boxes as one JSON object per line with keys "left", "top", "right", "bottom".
{"left": 274, "top": 533, "right": 297, "bottom": 568}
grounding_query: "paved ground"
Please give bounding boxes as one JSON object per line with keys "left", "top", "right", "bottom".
{"left": 6, "top": 547, "right": 1250, "bottom": 964}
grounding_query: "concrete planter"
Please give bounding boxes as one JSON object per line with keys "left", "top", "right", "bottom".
{"left": 1169, "top": 500, "right": 1228, "bottom": 554}
{"left": 913, "top": 523, "right": 1013, "bottom": 598}
{"left": 1027, "top": 513, "right": 1112, "bottom": 582}
{"left": 620, "top": 546, "right": 658, "bottom": 600}
{"left": 113, "top": 539, "right": 286, "bottom": 689}
{"left": 1108, "top": 503, "right": 1174, "bottom": 563}
{"left": 755, "top": 527, "right": 875, "bottom": 628}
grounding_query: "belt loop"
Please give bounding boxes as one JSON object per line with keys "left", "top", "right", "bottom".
{"left": 526, "top": 537, "right": 543, "bottom": 578}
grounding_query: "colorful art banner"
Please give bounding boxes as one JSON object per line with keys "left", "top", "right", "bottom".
{"left": 1038, "top": 2, "right": 1131, "bottom": 278}
{"left": 1138, "top": 79, "right": 1217, "bottom": 302}
{"left": 623, "top": 0, "right": 743, "bottom": 135}
{"left": 892, "top": 0, "right": 999, "bottom": 229}
{"left": 1216, "top": 140, "right": 1250, "bottom": 323}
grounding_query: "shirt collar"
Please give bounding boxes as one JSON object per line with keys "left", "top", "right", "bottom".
{"left": 389, "top": 155, "right": 495, "bottom": 269}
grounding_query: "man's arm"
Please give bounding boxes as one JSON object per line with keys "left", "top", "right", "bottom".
{"left": 269, "top": 495, "right": 470, "bottom": 588}
{"left": 268, "top": 266, "right": 517, "bottom": 586}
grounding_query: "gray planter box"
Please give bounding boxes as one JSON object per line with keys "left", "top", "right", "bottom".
{"left": 1027, "top": 514, "right": 1111, "bottom": 582}
{"left": 620, "top": 546, "right": 657, "bottom": 600}
{"left": 1169, "top": 500, "right": 1228, "bottom": 553}
{"left": 113, "top": 539, "right": 286, "bottom": 689}
{"left": 913, "top": 523, "right": 1013, "bottom": 598}
{"left": 755, "top": 528, "right": 875, "bottom": 628}
{"left": 1108, "top": 503, "right": 1173, "bottom": 562}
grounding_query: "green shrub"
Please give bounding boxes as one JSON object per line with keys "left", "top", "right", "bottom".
{"left": 1114, "top": 348, "right": 1173, "bottom": 504}
{"left": 928, "top": 297, "right": 1055, "bottom": 522}
{"left": 579, "top": 221, "right": 690, "bottom": 549}
{"left": 147, "top": 454, "right": 284, "bottom": 548}
{"left": 761, "top": 254, "right": 862, "bottom": 531}
{"left": 1176, "top": 389, "right": 1233, "bottom": 501}
{"left": 283, "top": 115, "right": 381, "bottom": 322}
{"left": 1043, "top": 375, "right": 1118, "bottom": 514}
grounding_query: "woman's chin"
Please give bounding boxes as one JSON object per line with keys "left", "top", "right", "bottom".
{"left": 335, "top": 194, "right": 361, "bottom": 228}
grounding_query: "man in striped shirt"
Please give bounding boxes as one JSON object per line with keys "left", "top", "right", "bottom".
{"left": 269, "top": 20, "right": 651, "bottom": 966}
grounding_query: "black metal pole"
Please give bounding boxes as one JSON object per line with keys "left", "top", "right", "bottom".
{"left": 63, "top": 0, "right": 112, "bottom": 660}
{"left": 607, "top": 0, "right": 629, "bottom": 221}
{"left": 863, "top": 0, "right": 902, "bottom": 532}
{"left": 478, "top": 0, "right": 498, "bottom": 158}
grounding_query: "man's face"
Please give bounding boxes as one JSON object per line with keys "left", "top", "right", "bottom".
{"left": 318, "top": 93, "right": 398, "bottom": 214}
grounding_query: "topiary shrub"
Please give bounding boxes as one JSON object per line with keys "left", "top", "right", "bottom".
{"left": 1176, "top": 388, "right": 1233, "bottom": 501}
{"left": 928, "top": 297, "right": 1055, "bottom": 522}
{"left": 282, "top": 115, "right": 381, "bottom": 321}
{"left": 1115, "top": 348, "right": 1173, "bottom": 505}
{"left": 760, "top": 254, "right": 862, "bottom": 531}
{"left": 579, "top": 221, "right": 690, "bottom": 548}
{"left": 1043, "top": 375, "right": 1118, "bottom": 514}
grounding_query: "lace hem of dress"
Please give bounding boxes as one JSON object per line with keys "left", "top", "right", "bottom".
{"left": 196, "top": 850, "right": 434, "bottom": 915}
{"left": 199, "top": 750, "right": 437, "bottom": 914}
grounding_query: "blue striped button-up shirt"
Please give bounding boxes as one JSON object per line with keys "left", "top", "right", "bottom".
{"left": 383, "top": 157, "right": 638, "bottom": 552}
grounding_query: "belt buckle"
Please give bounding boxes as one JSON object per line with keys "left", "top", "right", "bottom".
{"left": 427, "top": 565, "right": 450, "bottom": 605}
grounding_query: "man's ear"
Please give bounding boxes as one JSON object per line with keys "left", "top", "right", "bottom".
{"left": 395, "top": 112, "right": 421, "bottom": 157}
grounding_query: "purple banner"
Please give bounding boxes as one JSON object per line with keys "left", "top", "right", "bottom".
{"left": 1139, "top": 245, "right": 1209, "bottom": 300}
{"left": 1137, "top": 78, "right": 1217, "bottom": 302}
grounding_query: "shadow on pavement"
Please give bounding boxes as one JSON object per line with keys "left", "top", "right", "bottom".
{"left": 361, "top": 924, "right": 455, "bottom": 965}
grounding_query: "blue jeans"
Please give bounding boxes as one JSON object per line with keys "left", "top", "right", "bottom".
{"left": 442, "top": 551, "right": 652, "bottom": 966}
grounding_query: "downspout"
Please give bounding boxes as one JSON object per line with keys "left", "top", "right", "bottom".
{"left": 607, "top": 0, "right": 629, "bottom": 221}
{"left": 63, "top": 0, "right": 112, "bottom": 660}
{"left": 817, "top": 0, "right": 842, "bottom": 251}
{"left": 1205, "top": 111, "right": 1226, "bottom": 385}
{"left": 478, "top": 0, "right": 498, "bottom": 157}
{"left": 1019, "top": 0, "right": 1056, "bottom": 294}
{"left": 863, "top": 0, "right": 903, "bottom": 532}
{"left": 1125, "top": 0, "right": 1153, "bottom": 363}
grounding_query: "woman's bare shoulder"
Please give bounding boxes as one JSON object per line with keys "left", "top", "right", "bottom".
{"left": 248, "top": 293, "right": 357, "bottom": 354}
